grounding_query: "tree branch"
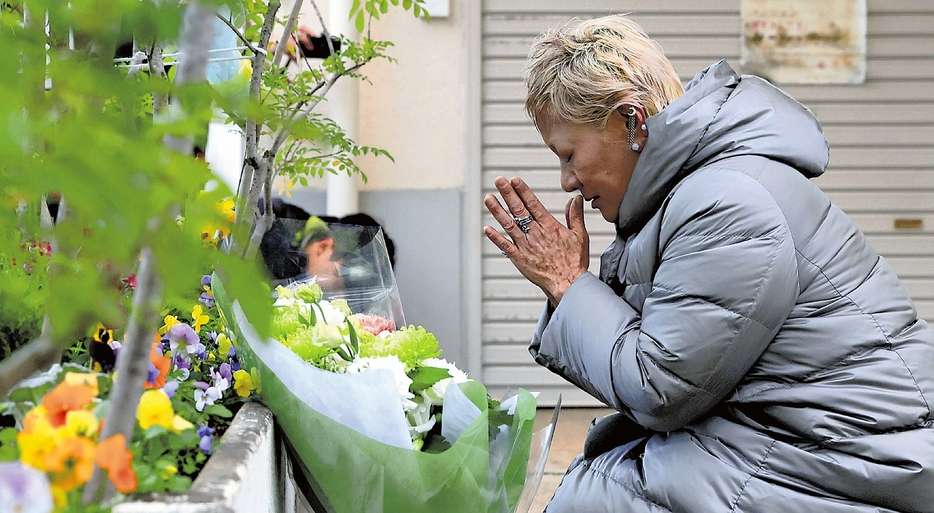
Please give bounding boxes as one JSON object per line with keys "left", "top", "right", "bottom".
{"left": 236, "top": 0, "right": 280, "bottom": 237}
{"left": 215, "top": 12, "right": 268, "bottom": 58}
{"left": 271, "top": 0, "right": 305, "bottom": 69}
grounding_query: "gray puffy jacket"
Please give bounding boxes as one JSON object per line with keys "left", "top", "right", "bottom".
{"left": 531, "top": 60, "right": 934, "bottom": 512}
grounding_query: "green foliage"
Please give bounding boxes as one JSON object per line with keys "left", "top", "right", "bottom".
{"left": 231, "top": 0, "right": 422, "bottom": 202}
{"left": 0, "top": 0, "right": 271, "bottom": 346}
{"left": 0, "top": 234, "right": 49, "bottom": 361}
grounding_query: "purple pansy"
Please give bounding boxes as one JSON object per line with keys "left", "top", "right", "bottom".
{"left": 163, "top": 380, "right": 180, "bottom": 399}
{"left": 0, "top": 461, "right": 54, "bottom": 513}
{"left": 197, "top": 425, "right": 215, "bottom": 454}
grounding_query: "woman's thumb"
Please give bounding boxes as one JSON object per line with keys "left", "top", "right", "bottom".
{"left": 566, "top": 195, "right": 586, "bottom": 233}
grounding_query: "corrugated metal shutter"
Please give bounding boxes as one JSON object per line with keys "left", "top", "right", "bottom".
{"left": 480, "top": 0, "right": 934, "bottom": 406}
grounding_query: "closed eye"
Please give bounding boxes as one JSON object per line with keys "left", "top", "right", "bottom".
{"left": 564, "top": 153, "right": 573, "bottom": 163}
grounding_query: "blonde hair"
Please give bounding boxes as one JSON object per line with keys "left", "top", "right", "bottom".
{"left": 524, "top": 15, "right": 684, "bottom": 129}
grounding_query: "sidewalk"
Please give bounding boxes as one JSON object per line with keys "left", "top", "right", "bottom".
{"left": 527, "top": 407, "right": 614, "bottom": 513}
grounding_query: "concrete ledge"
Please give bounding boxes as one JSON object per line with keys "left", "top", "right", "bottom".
{"left": 114, "top": 402, "right": 281, "bottom": 513}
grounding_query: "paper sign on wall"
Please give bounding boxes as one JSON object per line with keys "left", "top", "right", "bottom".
{"left": 740, "top": 0, "right": 866, "bottom": 84}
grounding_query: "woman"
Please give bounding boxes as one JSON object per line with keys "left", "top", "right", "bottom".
{"left": 484, "top": 15, "right": 934, "bottom": 513}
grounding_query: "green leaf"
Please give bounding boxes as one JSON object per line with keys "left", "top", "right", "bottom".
{"left": 204, "top": 403, "right": 233, "bottom": 418}
{"left": 144, "top": 425, "right": 170, "bottom": 440}
{"left": 355, "top": 11, "right": 365, "bottom": 32}
{"left": 408, "top": 366, "right": 451, "bottom": 393}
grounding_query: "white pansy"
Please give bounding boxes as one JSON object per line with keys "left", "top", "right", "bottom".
{"left": 346, "top": 356, "right": 416, "bottom": 410}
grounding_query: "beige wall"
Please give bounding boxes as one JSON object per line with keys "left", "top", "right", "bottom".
{"left": 282, "top": 0, "right": 468, "bottom": 191}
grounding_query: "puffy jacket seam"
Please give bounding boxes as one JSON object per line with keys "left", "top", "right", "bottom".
{"left": 740, "top": 343, "right": 884, "bottom": 401}
{"left": 579, "top": 460, "right": 679, "bottom": 513}
{"left": 634, "top": 331, "right": 720, "bottom": 395}
{"left": 729, "top": 439, "right": 776, "bottom": 512}
{"left": 889, "top": 346, "right": 933, "bottom": 418}
{"left": 652, "top": 284, "right": 772, "bottom": 334}
{"left": 794, "top": 251, "right": 932, "bottom": 415}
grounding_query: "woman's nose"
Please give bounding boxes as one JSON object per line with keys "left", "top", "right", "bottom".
{"left": 560, "top": 166, "right": 579, "bottom": 193}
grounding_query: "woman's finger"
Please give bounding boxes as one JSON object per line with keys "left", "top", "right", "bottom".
{"left": 483, "top": 225, "right": 517, "bottom": 256}
{"left": 511, "top": 177, "right": 553, "bottom": 226}
{"left": 493, "top": 176, "right": 535, "bottom": 221}
{"left": 484, "top": 192, "right": 527, "bottom": 238}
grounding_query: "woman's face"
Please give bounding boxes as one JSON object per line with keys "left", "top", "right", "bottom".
{"left": 538, "top": 110, "right": 639, "bottom": 223}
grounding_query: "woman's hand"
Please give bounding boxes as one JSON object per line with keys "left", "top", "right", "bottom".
{"left": 483, "top": 176, "right": 590, "bottom": 306}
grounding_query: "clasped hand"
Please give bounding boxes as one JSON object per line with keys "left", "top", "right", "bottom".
{"left": 483, "top": 176, "right": 590, "bottom": 306}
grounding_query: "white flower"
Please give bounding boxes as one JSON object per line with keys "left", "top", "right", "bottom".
{"left": 0, "top": 462, "right": 54, "bottom": 513}
{"left": 347, "top": 356, "right": 415, "bottom": 410}
{"left": 421, "top": 358, "right": 470, "bottom": 404}
{"left": 406, "top": 397, "right": 437, "bottom": 438}
{"left": 314, "top": 300, "right": 347, "bottom": 326}
{"left": 194, "top": 386, "right": 222, "bottom": 412}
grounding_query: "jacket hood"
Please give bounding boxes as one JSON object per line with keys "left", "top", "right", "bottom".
{"left": 616, "top": 60, "right": 830, "bottom": 236}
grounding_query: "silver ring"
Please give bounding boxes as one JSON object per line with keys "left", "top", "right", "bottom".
{"left": 514, "top": 214, "right": 534, "bottom": 233}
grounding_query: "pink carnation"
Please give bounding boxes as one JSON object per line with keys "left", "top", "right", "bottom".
{"left": 357, "top": 315, "right": 395, "bottom": 336}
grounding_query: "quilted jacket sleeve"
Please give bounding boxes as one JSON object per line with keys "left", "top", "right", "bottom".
{"left": 530, "top": 168, "right": 799, "bottom": 432}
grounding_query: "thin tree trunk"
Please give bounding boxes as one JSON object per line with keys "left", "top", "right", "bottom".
{"left": 84, "top": 3, "right": 215, "bottom": 504}
{"left": 235, "top": 1, "right": 280, "bottom": 254}
{"left": 81, "top": 247, "right": 162, "bottom": 504}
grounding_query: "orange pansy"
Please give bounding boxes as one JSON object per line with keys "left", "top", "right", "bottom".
{"left": 42, "top": 382, "right": 97, "bottom": 427}
{"left": 144, "top": 336, "right": 171, "bottom": 390}
{"left": 95, "top": 434, "right": 137, "bottom": 493}
{"left": 43, "top": 436, "right": 96, "bottom": 491}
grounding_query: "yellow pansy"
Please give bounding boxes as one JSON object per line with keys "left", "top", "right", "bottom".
{"left": 191, "top": 305, "right": 209, "bottom": 333}
{"left": 136, "top": 390, "right": 174, "bottom": 430}
{"left": 159, "top": 315, "right": 180, "bottom": 335}
{"left": 18, "top": 409, "right": 58, "bottom": 470}
{"left": 60, "top": 410, "right": 99, "bottom": 440}
{"left": 233, "top": 369, "right": 255, "bottom": 398}
{"left": 63, "top": 372, "right": 99, "bottom": 396}
{"left": 217, "top": 333, "right": 232, "bottom": 355}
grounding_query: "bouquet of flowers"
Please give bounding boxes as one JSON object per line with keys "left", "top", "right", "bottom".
{"left": 215, "top": 223, "right": 556, "bottom": 513}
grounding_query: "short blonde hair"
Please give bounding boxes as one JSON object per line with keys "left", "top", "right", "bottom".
{"left": 525, "top": 15, "right": 684, "bottom": 129}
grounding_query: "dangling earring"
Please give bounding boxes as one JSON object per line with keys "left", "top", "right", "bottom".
{"left": 627, "top": 115, "right": 640, "bottom": 152}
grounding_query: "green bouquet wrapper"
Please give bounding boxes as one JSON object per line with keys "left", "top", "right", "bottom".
{"left": 214, "top": 276, "right": 549, "bottom": 513}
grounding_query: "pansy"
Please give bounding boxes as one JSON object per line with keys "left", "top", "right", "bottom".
{"left": 94, "top": 434, "right": 137, "bottom": 494}
{"left": 193, "top": 382, "right": 221, "bottom": 412}
{"left": 17, "top": 410, "right": 57, "bottom": 470}
{"left": 191, "top": 305, "right": 209, "bottom": 333}
{"left": 0, "top": 461, "right": 55, "bottom": 513}
{"left": 196, "top": 425, "right": 214, "bottom": 454}
{"left": 167, "top": 322, "right": 199, "bottom": 348}
{"left": 42, "top": 381, "right": 97, "bottom": 428}
{"left": 171, "top": 415, "right": 194, "bottom": 433}
{"left": 216, "top": 332, "right": 234, "bottom": 357}
{"left": 43, "top": 436, "right": 95, "bottom": 491}
{"left": 144, "top": 337, "right": 172, "bottom": 390}
{"left": 162, "top": 380, "right": 180, "bottom": 399}
{"left": 232, "top": 369, "right": 256, "bottom": 398}
{"left": 137, "top": 390, "right": 174, "bottom": 430}
{"left": 210, "top": 367, "right": 231, "bottom": 395}
{"left": 159, "top": 315, "right": 180, "bottom": 335}
{"left": 60, "top": 410, "right": 99, "bottom": 440}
